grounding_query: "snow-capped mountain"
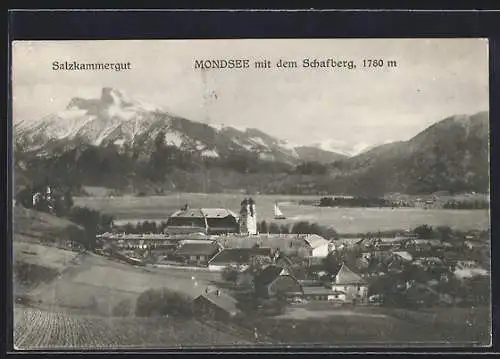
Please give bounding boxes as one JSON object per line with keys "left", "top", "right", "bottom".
{"left": 14, "top": 87, "right": 344, "bottom": 163}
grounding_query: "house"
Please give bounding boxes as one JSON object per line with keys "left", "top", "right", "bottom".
{"left": 285, "top": 286, "right": 346, "bottom": 303}
{"left": 217, "top": 233, "right": 330, "bottom": 259}
{"left": 254, "top": 265, "right": 302, "bottom": 298}
{"left": 193, "top": 289, "right": 241, "bottom": 321}
{"left": 302, "top": 234, "right": 330, "bottom": 258}
{"left": 174, "top": 240, "right": 221, "bottom": 265}
{"left": 410, "top": 239, "right": 451, "bottom": 252}
{"left": 464, "top": 240, "right": 486, "bottom": 251}
{"left": 453, "top": 260, "right": 489, "bottom": 280}
{"left": 149, "top": 242, "right": 178, "bottom": 258}
{"left": 329, "top": 238, "right": 364, "bottom": 252}
{"left": 207, "top": 247, "right": 273, "bottom": 271}
{"left": 165, "top": 208, "right": 239, "bottom": 235}
{"left": 331, "top": 263, "right": 369, "bottom": 304}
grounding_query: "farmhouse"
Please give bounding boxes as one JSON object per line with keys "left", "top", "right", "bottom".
{"left": 165, "top": 208, "right": 239, "bottom": 235}
{"left": 254, "top": 265, "right": 302, "bottom": 298}
{"left": 331, "top": 263, "right": 368, "bottom": 304}
{"left": 207, "top": 247, "right": 273, "bottom": 271}
{"left": 193, "top": 289, "right": 241, "bottom": 320}
{"left": 174, "top": 240, "right": 222, "bottom": 266}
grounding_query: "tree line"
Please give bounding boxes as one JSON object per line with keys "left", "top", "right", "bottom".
{"left": 318, "top": 196, "right": 409, "bottom": 208}
{"left": 443, "top": 200, "right": 489, "bottom": 209}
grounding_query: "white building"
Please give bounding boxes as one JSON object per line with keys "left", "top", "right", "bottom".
{"left": 302, "top": 234, "right": 330, "bottom": 258}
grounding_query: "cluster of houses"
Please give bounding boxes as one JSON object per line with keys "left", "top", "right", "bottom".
{"left": 96, "top": 198, "right": 489, "bottom": 318}
{"left": 192, "top": 261, "right": 370, "bottom": 322}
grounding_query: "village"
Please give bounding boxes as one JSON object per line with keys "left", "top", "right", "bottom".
{"left": 93, "top": 197, "right": 490, "bottom": 322}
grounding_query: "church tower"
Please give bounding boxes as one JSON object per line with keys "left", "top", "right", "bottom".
{"left": 239, "top": 197, "right": 258, "bottom": 235}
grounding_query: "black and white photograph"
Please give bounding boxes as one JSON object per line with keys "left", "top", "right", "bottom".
{"left": 11, "top": 38, "right": 491, "bottom": 349}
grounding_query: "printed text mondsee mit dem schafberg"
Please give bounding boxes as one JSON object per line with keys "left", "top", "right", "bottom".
{"left": 193, "top": 58, "right": 357, "bottom": 70}
{"left": 52, "top": 61, "right": 132, "bottom": 71}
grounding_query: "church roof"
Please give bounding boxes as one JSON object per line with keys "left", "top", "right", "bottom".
{"left": 335, "top": 263, "right": 367, "bottom": 285}
{"left": 170, "top": 208, "right": 239, "bottom": 219}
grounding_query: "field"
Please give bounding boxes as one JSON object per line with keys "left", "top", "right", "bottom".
{"left": 13, "top": 247, "right": 254, "bottom": 349}
{"left": 74, "top": 193, "right": 490, "bottom": 234}
{"left": 13, "top": 306, "right": 253, "bottom": 349}
{"left": 13, "top": 206, "right": 83, "bottom": 245}
{"left": 25, "top": 252, "right": 220, "bottom": 316}
{"left": 240, "top": 306, "right": 491, "bottom": 347}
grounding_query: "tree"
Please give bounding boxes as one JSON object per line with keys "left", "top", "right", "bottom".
{"left": 135, "top": 287, "right": 194, "bottom": 317}
{"left": 413, "top": 225, "right": 434, "bottom": 239}
{"left": 322, "top": 252, "right": 344, "bottom": 276}
{"left": 15, "top": 187, "right": 33, "bottom": 208}
{"left": 280, "top": 224, "right": 290, "bottom": 234}
{"left": 435, "top": 225, "right": 453, "bottom": 242}
{"left": 269, "top": 222, "right": 280, "bottom": 234}
{"left": 221, "top": 265, "right": 239, "bottom": 285}
{"left": 291, "top": 221, "right": 312, "bottom": 234}
{"left": 260, "top": 220, "right": 269, "bottom": 234}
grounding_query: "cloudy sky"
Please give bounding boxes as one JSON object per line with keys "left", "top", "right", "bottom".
{"left": 12, "top": 39, "right": 488, "bottom": 155}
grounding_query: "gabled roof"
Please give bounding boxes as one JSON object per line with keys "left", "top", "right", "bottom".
{"left": 196, "top": 290, "right": 240, "bottom": 315}
{"left": 254, "top": 265, "right": 285, "bottom": 287}
{"left": 170, "top": 208, "right": 238, "bottom": 219}
{"left": 208, "top": 247, "right": 272, "bottom": 265}
{"left": 392, "top": 251, "right": 413, "bottom": 261}
{"left": 335, "top": 263, "right": 367, "bottom": 285}
{"left": 175, "top": 240, "right": 220, "bottom": 256}
{"left": 303, "top": 234, "right": 329, "bottom": 249}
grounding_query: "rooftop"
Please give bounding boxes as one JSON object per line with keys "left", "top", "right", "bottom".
{"left": 209, "top": 247, "right": 273, "bottom": 265}
{"left": 254, "top": 265, "right": 286, "bottom": 287}
{"left": 335, "top": 263, "right": 367, "bottom": 285}
{"left": 170, "top": 208, "right": 239, "bottom": 219}
{"left": 196, "top": 290, "right": 240, "bottom": 315}
{"left": 175, "top": 240, "right": 221, "bottom": 256}
{"left": 303, "top": 234, "right": 329, "bottom": 249}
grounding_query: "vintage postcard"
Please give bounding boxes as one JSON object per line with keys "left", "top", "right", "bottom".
{"left": 11, "top": 39, "right": 491, "bottom": 349}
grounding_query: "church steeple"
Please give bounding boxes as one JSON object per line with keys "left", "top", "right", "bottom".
{"left": 239, "top": 197, "right": 258, "bottom": 235}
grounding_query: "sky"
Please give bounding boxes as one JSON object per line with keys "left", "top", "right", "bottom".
{"left": 12, "top": 39, "right": 489, "bottom": 156}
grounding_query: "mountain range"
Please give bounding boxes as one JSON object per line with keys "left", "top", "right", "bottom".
{"left": 14, "top": 87, "right": 345, "bottom": 165}
{"left": 13, "top": 88, "right": 489, "bottom": 196}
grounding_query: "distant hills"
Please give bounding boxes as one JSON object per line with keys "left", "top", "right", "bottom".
{"left": 338, "top": 111, "right": 490, "bottom": 195}
{"left": 13, "top": 88, "right": 489, "bottom": 196}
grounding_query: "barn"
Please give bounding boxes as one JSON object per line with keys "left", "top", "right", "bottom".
{"left": 193, "top": 289, "right": 241, "bottom": 321}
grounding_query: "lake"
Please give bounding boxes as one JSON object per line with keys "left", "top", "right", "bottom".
{"left": 74, "top": 193, "right": 490, "bottom": 234}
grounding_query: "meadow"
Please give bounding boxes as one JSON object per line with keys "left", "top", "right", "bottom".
{"left": 74, "top": 193, "right": 490, "bottom": 234}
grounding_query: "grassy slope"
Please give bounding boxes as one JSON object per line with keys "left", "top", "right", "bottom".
{"left": 13, "top": 206, "right": 84, "bottom": 245}
{"left": 13, "top": 206, "right": 85, "bottom": 296}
